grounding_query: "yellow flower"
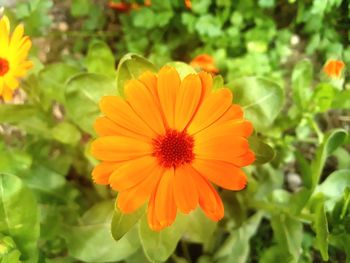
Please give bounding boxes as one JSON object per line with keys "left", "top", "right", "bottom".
{"left": 0, "top": 15, "right": 33, "bottom": 101}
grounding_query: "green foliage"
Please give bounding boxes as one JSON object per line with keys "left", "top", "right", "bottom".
{"left": 0, "top": 174, "right": 40, "bottom": 262}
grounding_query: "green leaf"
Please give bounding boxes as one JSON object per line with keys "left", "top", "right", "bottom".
{"left": 71, "top": 0, "right": 91, "bottom": 17}
{"left": 312, "top": 195, "right": 329, "bottom": 261}
{"left": 291, "top": 59, "right": 313, "bottom": 109}
{"left": 311, "top": 83, "right": 336, "bottom": 113}
{"left": 139, "top": 214, "right": 188, "bottom": 263}
{"left": 84, "top": 40, "right": 116, "bottom": 77}
{"left": 214, "top": 213, "right": 263, "bottom": 263}
{"left": 52, "top": 122, "right": 81, "bottom": 145}
{"left": 311, "top": 129, "right": 348, "bottom": 188}
{"left": 63, "top": 200, "right": 140, "bottom": 262}
{"left": 166, "top": 61, "right": 196, "bottom": 79}
{"left": 65, "top": 73, "right": 116, "bottom": 134}
{"left": 212, "top": 75, "right": 224, "bottom": 90}
{"left": 116, "top": 53, "right": 157, "bottom": 96}
{"left": 248, "top": 136, "right": 275, "bottom": 164}
{"left": 227, "top": 77, "right": 284, "bottom": 132}
{"left": 0, "top": 104, "right": 50, "bottom": 136}
{"left": 270, "top": 214, "right": 303, "bottom": 262}
{"left": 332, "top": 90, "right": 350, "bottom": 109}
{"left": 316, "top": 170, "right": 350, "bottom": 202}
{"left": 37, "top": 62, "right": 81, "bottom": 106}
{"left": 0, "top": 174, "right": 40, "bottom": 262}
{"left": 111, "top": 204, "right": 145, "bottom": 241}
{"left": 182, "top": 208, "right": 217, "bottom": 244}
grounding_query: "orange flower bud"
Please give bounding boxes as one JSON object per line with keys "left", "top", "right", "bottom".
{"left": 323, "top": 59, "right": 345, "bottom": 78}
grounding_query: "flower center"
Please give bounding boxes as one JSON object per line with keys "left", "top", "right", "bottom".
{"left": 153, "top": 129, "right": 194, "bottom": 168}
{"left": 0, "top": 58, "right": 9, "bottom": 76}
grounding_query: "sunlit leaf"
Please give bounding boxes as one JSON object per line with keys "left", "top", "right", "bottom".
{"left": 227, "top": 77, "right": 284, "bottom": 132}
{"left": 0, "top": 174, "right": 40, "bottom": 262}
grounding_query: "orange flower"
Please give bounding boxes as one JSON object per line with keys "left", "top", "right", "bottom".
{"left": 108, "top": 1, "right": 140, "bottom": 12}
{"left": 190, "top": 54, "right": 219, "bottom": 74}
{"left": 323, "top": 59, "right": 345, "bottom": 78}
{"left": 184, "top": 0, "right": 192, "bottom": 9}
{"left": 91, "top": 66, "right": 255, "bottom": 231}
{"left": 0, "top": 15, "right": 32, "bottom": 101}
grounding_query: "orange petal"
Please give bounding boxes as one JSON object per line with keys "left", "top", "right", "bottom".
{"left": 157, "top": 66, "right": 181, "bottom": 128}
{"left": 192, "top": 159, "right": 247, "bottom": 190}
{"left": 92, "top": 161, "right": 124, "bottom": 185}
{"left": 124, "top": 79, "right": 165, "bottom": 135}
{"left": 174, "top": 74, "right": 202, "bottom": 131}
{"left": 154, "top": 168, "right": 177, "bottom": 229}
{"left": 109, "top": 156, "right": 158, "bottom": 191}
{"left": 138, "top": 71, "right": 158, "bottom": 99}
{"left": 195, "top": 120, "right": 253, "bottom": 143}
{"left": 231, "top": 150, "right": 255, "bottom": 167}
{"left": 147, "top": 188, "right": 162, "bottom": 231}
{"left": 214, "top": 104, "right": 244, "bottom": 126}
{"left": 191, "top": 170, "right": 224, "bottom": 221}
{"left": 174, "top": 165, "right": 198, "bottom": 213}
{"left": 99, "top": 96, "right": 156, "bottom": 138}
{"left": 188, "top": 88, "right": 232, "bottom": 135}
{"left": 117, "top": 166, "right": 163, "bottom": 213}
{"left": 194, "top": 135, "right": 249, "bottom": 161}
{"left": 198, "top": 71, "right": 212, "bottom": 99}
{"left": 90, "top": 136, "right": 152, "bottom": 162}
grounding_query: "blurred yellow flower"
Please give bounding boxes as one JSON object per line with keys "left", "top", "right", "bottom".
{"left": 0, "top": 15, "right": 33, "bottom": 101}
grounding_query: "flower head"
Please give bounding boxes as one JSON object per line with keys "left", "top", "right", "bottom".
{"left": 190, "top": 54, "right": 219, "bottom": 74}
{"left": 91, "top": 66, "right": 255, "bottom": 231}
{"left": 184, "top": 0, "right": 192, "bottom": 9}
{"left": 0, "top": 15, "right": 32, "bottom": 101}
{"left": 108, "top": 1, "right": 140, "bottom": 12}
{"left": 323, "top": 59, "right": 345, "bottom": 78}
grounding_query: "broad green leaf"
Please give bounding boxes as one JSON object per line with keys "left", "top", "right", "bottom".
{"left": 37, "top": 63, "right": 81, "bottom": 107}
{"left": 65, "top": 73, "right": 116, "bottom": 134}
{"left": 316, "top": 170, "right": 350, "bottom": 203}
{"left": 270, "top": 214, "right": 303, "bottom": 262}
{"left": 139, "top": 214, "right": 188, "bottom": 263}
{"left": 311, "top": 83, "right": 336, "bottom": 113}
{"left": 116, "top": 53, "right": 157, "bottom": 96}
{"left": 0, "top": 174, "right": 40, "bottom": 263}
{"left": 311, "top": 129, "right": 348, "bottom": 188}
{"left": 227, "top": 77, "right": 284, "bottom": 132}
{"left": 332, "top": 90, "right": 350, "bottom": 109}
{"left": 84, "top": 40, "right": 116, "bottom": 77}
{"left": 248, "top": 136, "right": 275, "bottom": 165}
{"left": 182, "top": 208, "right": 217, "bottom": 244}
{"left": 214, "top": 213, "right": 263, "bottom": 262}
{"left": 311, "top": 195, "right": 329, "bottom": 261}
{"left": 259, "top": 245, "right": 287, "bottom": 263}
{"left": 63, "top": 200, "right": 140, "bottom": 262}
{"left": 70, "top": 0, "right": 91, "bottom": 17}
{"left": 0, "top": 105, "right": 50, "bottom": 136}
{"left": 111, "top": 204, "right": 146, "bottom": 241}
{"left": 291, "top": 59, "right": 313, "bottom": 109}
{"left": 0, "top": 142, "right": 32, "bottom": 175}
{"left": 52, "top": 122, "right": 81, "bottom": 145}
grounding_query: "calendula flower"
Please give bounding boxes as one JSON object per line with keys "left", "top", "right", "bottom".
{"left": 323, "top": 59, "right": 345, "bottom": 78}
{"left": 108, "top": 1, "right": 140, "bottom": 12}
{"left": 184, "top": 0, "right": 192, "bottom": 9}
{"left": 190, "top": 54, "right": 219, "bottom": 74}
{"left": 91, "top": 66, "right": 254, "bottom": 231}
{"left": 0, "top": 15, "right": 32, "bottom": 101}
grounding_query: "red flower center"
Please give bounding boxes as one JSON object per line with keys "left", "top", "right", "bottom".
{"left": 0, "top": 58, "right": 9, "bottom": 76}
{"left": 153, "top": 129, "right": 194, "bottom": 168}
